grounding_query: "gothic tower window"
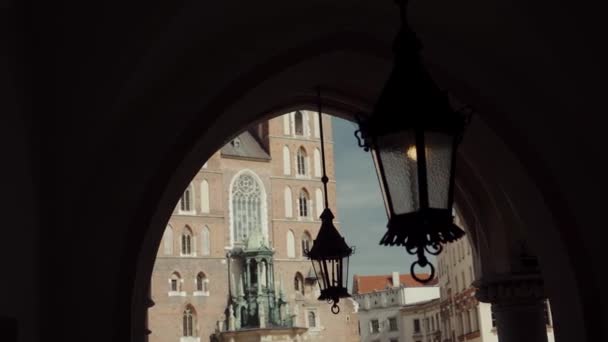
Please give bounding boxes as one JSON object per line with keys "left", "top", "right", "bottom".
{"left": 180, "top": 184, "right": 193, "bottom": 212}
{"left": 201, "top": 179, "right": 210, "bottom": 213}
{"left": 298, "top": 190, "right": 309, "bottom": 218}
{"left": 294, "top": 110, "right": 304, "bottom": 135}
{"left": 163, "top": 225, "right": 173, "bottom": 255}
{"left": 287, "top": 230, "right": 296, "bottom": 258}
{"left": 231, "top": 172, "right": 263, "bottom": 244}
{"left": 181, "top": 227, "right": 193, "bottom": 255}
{"left": 201, "top": 225, "right": 210, "bottom": 256}
{"left": 183, "top": 305, "right": 196, "bottom": 337}
{"left": 297, "top": 147, "right": 307, "bottom": 176}
{"left": 284, "top": 186, "right": 293, "bottom": 218}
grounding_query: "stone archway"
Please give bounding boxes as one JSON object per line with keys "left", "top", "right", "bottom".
{"left": 127, "top": 39, "right": 587, "bottom": 342}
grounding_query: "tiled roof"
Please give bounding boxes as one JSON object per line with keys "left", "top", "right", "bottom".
{"left": 221, "top": 131, "right": 270, "bottom": 160}
{"left": 352, "top": 273, "right": 438, "bottom": 295}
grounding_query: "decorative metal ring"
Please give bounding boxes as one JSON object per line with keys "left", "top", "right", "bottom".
{"left": 331, "top": 303, "right": 340, "bottom": 314}
{"left": 410, "top": 260, "right": 435, "bottom": 284}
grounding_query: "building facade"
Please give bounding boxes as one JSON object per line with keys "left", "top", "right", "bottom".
{"left": 352, "top": 273, "right": 440, "bottom": 342}
{"left": 434, "top": 214, "right": 555, "bottom": 342}
{"left": 353, "top": 214, "right": 555, "bottom": 342}
{"left": 149, "top": 112, "right": 360, "bottom": 342}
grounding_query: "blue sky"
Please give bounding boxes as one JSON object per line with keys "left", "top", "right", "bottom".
{"left": 331, "top": 117, "right": 418, "bottom": 284}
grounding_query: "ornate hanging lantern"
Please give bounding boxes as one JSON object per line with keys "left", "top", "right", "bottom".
{"left": 355, "top": 0, "right": 469, "bottom": 283}
{"left": 306, "top": 87, "right": 354, "bottom": 314}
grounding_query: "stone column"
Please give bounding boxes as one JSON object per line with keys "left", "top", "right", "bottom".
{"left": 475, "top": 273, "right": 548, "bottom": 342}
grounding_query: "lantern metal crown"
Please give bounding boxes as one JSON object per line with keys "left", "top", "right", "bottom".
{"left": 355, "top": 0, "right": 469, "bottom": 283}
{"left": 305, "top": 87, "right": 355, "bottom": 314}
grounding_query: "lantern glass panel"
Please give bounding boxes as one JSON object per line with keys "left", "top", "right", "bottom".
{"left": 424, "top": 131, "right": 453, "bottom": 209}
{"left": 375, "top": 130, "right": 419, "bottom": 215}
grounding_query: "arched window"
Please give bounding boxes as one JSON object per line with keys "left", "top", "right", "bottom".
{"left": 298, "top": 190, "right": 309, "bottom": 218}
{"left": 296, "top": 147, "right": 307, "bottom": 176}
{"left": 170, "top": 272, "right": 182, "bottom": 292}
{"left": 181, "top": 227, "right": 193, "bottom": 255}
{"left": 294, "top": 110, "right": 304, "bottom": 135}
{"left": 196, "top": 272, "right": 208, "bottom": 293}
{"left": 313, "top": 148, "right": 321, "bottom": 177}
{"left": 283, "top": 113, "right": 291, "bottom": 135}
{"left": 201, "top": 225, "right": 210, "bottom": 256}
{"left": 294, "top": 272, "right": 304, "bottom": 295}
{"left": 201, "top": 180, "right": 210, "bottom": 213}
{"left": 231, "top": 172, "right": 263, "bottom": 243}
{"left": 183, "top": 305, "right": 196, "bottom": 337}
{"left": 284, "top": 187, "right": 293, "bottom": 218}
{"left": 301, "top": 231, "right": 312, "bottom": 257}
{"left": 315, "top": 188, "right": 323, "bottom": 219}
{"left": 308, "top": 311, "right": 316, "bottom": 328}
{"left": 287, "top": 230, "right": 295, "bottom": 258}
{"left": 180, "top": 184, "right": 193, "bottom": 212}
{"left": 163, "top": 225, "right": 173, "bottom": 255}
{"left": 283, "top": 146, "right": 291, "bottom": 175}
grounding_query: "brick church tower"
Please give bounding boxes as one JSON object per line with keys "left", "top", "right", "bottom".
{"left": 149, "top": 112, "right": 360, "bottom": 342}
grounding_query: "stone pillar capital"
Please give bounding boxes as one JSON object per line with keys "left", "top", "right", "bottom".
{"left": 474, "top": 272, "right": 545, "bottom": 305}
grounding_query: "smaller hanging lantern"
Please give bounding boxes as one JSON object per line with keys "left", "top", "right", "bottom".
{"left": 306, "top": 86, "right": 355, "bottom": 314}
{"left": 355, "top": 0, "right": 469, "bottom": 284}
{"left": 307, "top": 208, "right": 353, "bottom": 314}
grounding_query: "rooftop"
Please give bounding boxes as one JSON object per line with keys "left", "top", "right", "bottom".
{"left": 352, "top": 273, "right": 438, "bottom": 295}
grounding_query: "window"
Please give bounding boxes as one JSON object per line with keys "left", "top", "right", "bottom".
{"left": 298, "top": 189, "right": 309, "bottom": 217}
{"left": 294, "top": 272, "right": 304, "bottom": 295}
{"left": 389, "top": 317, "right": 398, "bottom": 331}
{"left": 183, "top": 305, "right": 195, "bottom": 337}
{"left": 297, "top": 147, "right": 307, "bottom": 176}
{"left": 295, "top": 111, "right": 304, "bottom": 135}
{"left": 308, "top": 311, "right": 317, "bottom": 328}
{"left": 284, "top": 187, "right": 293, "bottom": 218}
{"left": 170, "top": 272, "right": 181, "bottom": 292}
{"left": 231, "top": 173, "right": 263, "bottom": 243}
{"left": 425, "top": 318, "right": 430, "bottom": 332}
{"left": 315, "top": 188, "right": 323, "bottom": 219}
{"left": 313, "top": 148, "right": 322, "bottom": 177}
{"left": 301, "top": 231, "right": 312, "bottom": 257}
{"left": 370, "top": 319, "right": 380, "bottom": 334}
{"left": 201, "top": 180, "right": 210, "bottom": 213}
{"left": 163, "top": 225, "right": 173, "bottom": 255}
{"left": 181, "top": 227, "right": 193, "bottom": 255}
{"left": 283, "top": 146, "right": 291, "bottom": 175}
{"left": 196, "top": 272, "right": 208, "bottom": 292}
{"left": 180, "top": 185, "right": 193, "bottom": 212}
{"left": 201, "top": 226, "right": 210, "bottom": 256}
{"left": 287, "top": 230, "right": 296, "bottom": 258}
{"left": 413, "top": 319, "right": 421, "bottom": 333}
{"left": 283, "top": 114, "right": 291, "bottom": 135}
